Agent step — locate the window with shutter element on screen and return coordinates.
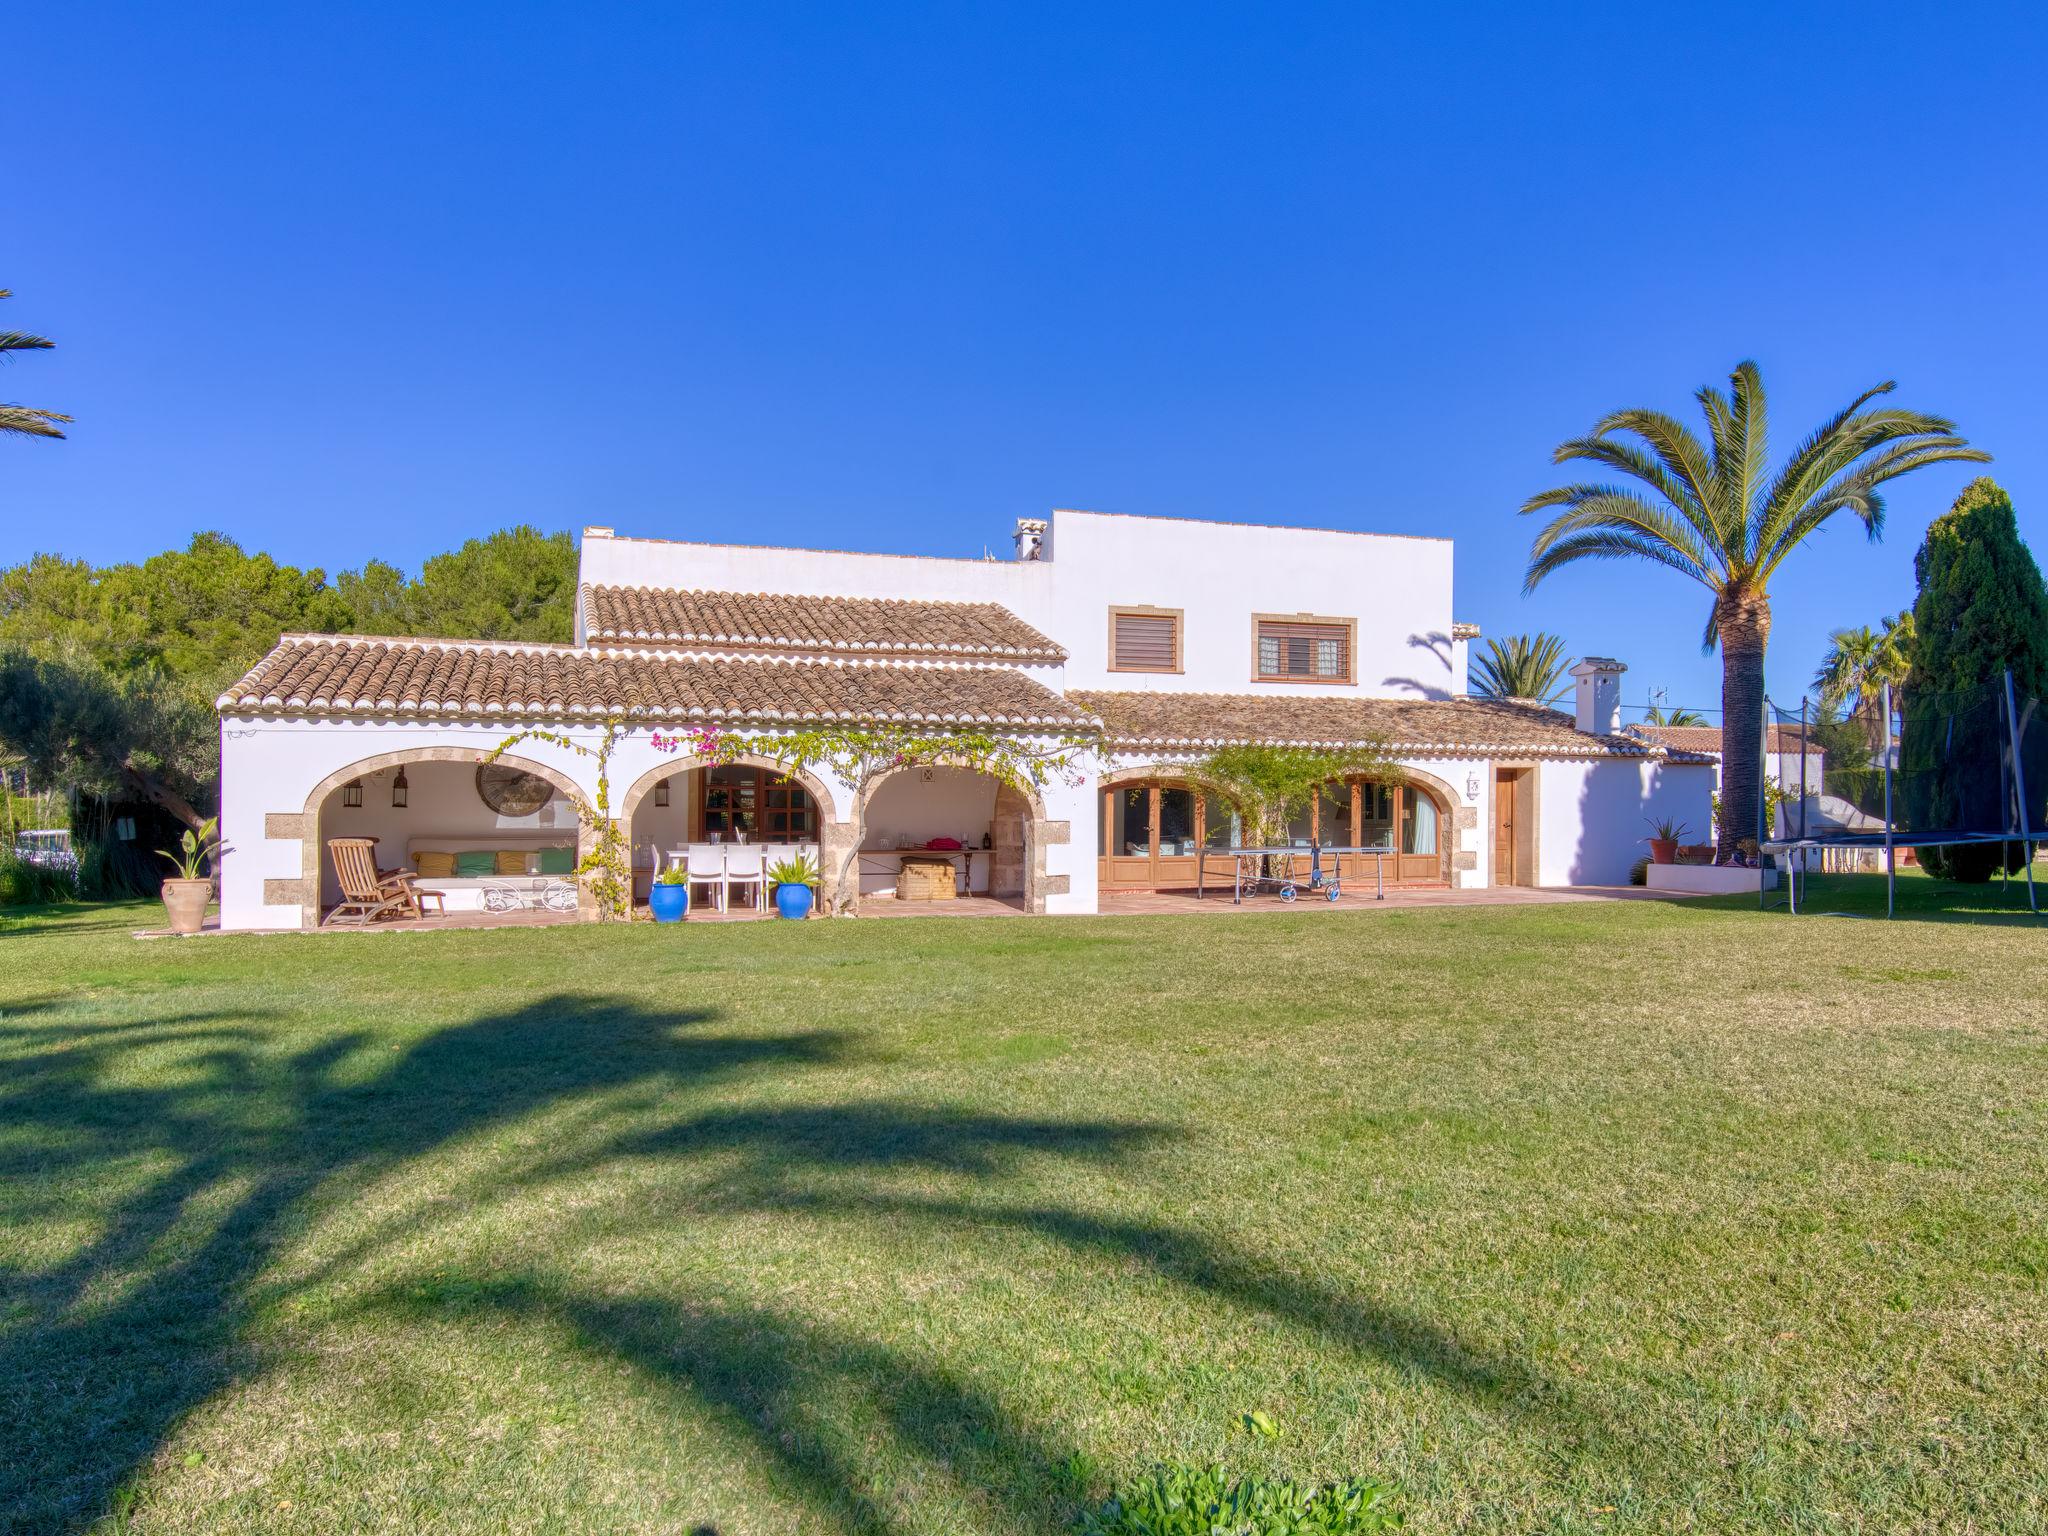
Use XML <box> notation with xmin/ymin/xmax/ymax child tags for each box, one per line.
<box><xmin>1252</xmin><ymin>617</ymin><xmax>1354</xmax><ymax>683</ymax></box>
<box><xmin>1109</xmin><ymin>608</ymin><xmax>1182</xmax><ymax>673</ymax></box>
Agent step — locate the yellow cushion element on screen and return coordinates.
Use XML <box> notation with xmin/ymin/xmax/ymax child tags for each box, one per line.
<box><xmin>414</xmin><ymin>851</ymin><xmax>456</xmax><ymax>878</ymax></box>
<box><xmin>496</xmin><ymin>849</ymin><xmax>529</xmax><ymax>876</ymax></box>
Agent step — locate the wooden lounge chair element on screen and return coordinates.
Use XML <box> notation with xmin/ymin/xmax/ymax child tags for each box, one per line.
<box><xmin>325</xmin><ymin>837</ymin><xmax>431</xmax><ymax>925</ymax></box>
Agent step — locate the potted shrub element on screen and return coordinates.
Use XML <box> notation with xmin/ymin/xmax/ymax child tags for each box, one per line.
<box><xmin>648</xmin><ymin>863</ymin><xmax>690</xmax><ymax>924</ymax></box>
<box><xmin>768</xmin><ymin>851</ymin><xmax>818</xmax><ymax>920</ymax></box>
<box><xmin>157</xmin><ymin>817</ymin><xmax>223</xmax><ymax>936</ymax></box>
<box><xmin>1642</xmin><ymin>815</ymin><xmax>1690</xmax><ymax>866</ymax></box>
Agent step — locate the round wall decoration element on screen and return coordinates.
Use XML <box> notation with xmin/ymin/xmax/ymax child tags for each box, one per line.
<box><xmin>475</xmin><ymin>763</ymin><xmax>555</xmax><ymax>817</ymax></box>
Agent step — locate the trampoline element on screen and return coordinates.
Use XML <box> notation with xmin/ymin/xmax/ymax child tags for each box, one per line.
<box><xmin>1761</xmin><ymin>671</ymin><xmax>2044</xmax><ymax>917</ymax></box>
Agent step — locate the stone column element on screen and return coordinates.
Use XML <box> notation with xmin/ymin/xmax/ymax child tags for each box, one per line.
<box><xmin>990</xmin><ymin>784</ymin><xmax>1029</xmax><ymax>897</ymax></box>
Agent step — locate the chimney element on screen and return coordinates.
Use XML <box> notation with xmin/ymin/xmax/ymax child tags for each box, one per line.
<box><xmin>1014</xmin><ymin>517</ymin><xmax>1049</xmax><ymax>562</ymax></box>
<box><xmin>1569</xmin><ymin>657</ymin><xmax>1626</xmax><ymax>736</ymax></box>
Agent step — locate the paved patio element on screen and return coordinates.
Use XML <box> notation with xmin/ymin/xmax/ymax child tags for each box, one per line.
<box><xmin>139</xmin><ymin>882</ymin><xmax>1681</xmax><ymax>938</ymax></box>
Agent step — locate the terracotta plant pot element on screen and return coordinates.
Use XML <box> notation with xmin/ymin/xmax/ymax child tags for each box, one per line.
<box><xmin>1648</xmin><ymin>838</ymin><xmax>1678</xmax><ymax>866</ymax></box>
<box><xmin>161</xmin><ymin>877</ymin><xmax>213</xmax><ymax>936</ymax></box>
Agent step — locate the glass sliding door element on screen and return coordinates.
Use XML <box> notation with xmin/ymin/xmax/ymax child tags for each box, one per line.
<box><xmin>1155</xmin><ymin>786</ymin><xmax>1197</xmax><ymax>885</ymax></box>
<box><xmin>1398</xmin><ymin>785</ymin><xmax>1444</xmax><ymax>882</ymax></box>
<box><xmin>1103</xmin><ymin>786</ymin><xmax>1153</xmax><ymax>888</ymax></box>
<box><xmin>1099</xmin><ymin>781</ymin><xmax>1212</xmax><ymax>891</ymax></box>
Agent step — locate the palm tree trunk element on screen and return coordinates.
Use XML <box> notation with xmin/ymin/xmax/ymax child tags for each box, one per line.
<box><xmin>1716</xmin><ymin>592</ymin><xmax>1772</xmax><ymax>859</ymax></box>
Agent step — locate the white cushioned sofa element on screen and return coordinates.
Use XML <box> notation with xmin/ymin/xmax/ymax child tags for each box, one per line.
<box><xmin>405</xmin><ymin>835</ymin><xmax>579</xmax><ymax>914</ymax></box>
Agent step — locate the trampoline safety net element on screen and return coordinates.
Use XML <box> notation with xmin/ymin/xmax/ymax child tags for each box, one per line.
<box><xmin>1762</xmin><ymin>674</ymin><xmax>2046</xmax><ymax>916</ymax></box>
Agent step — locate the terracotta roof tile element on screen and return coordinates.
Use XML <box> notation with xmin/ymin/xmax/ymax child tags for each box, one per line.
<box><xmin>1630</xmin><ymin>724</ymin><xmax>1819</xmax><ymax>757</ymax></box>
<box><xmin>1070</xmin><ymin>690</ymin><xmax>1714</xmax><ymax>761</ymax></box>
<box><xmin>220</xmin><ymin>636</ymin><xmax>1097</xmax><ymax>729</ymax></box>
<box><xmin>582</xmin><ymin>585</ymin><xmax>1065</xmax><ymax>661</ymax></box>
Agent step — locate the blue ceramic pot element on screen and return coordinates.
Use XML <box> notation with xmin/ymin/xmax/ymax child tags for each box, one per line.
<box><xmin>649</xmin><ymin>884</ymin><xmax>689</xmax><ymax>924</ymax></box>
<box><xmin>774</xmin><ymin>882</ymin><xmax>814</xmax><ymax>920</ymax></box>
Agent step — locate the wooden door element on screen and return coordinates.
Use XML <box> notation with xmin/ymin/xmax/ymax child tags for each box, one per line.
<box><xmin>1493</xmin><ymin>769</ymin><xmax>1518</xmax><ymax>886</ymax></box>
<box><xmin>1101</xmin><ymin>786</ymin><xmax>1154</xmax><ymax>888</ymax></box>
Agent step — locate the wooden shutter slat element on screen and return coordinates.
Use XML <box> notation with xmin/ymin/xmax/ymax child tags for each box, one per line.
<box><xmin>1255</xmin><ymin>619</ymin><xmax>1348</xmax><ymax>680</ymax></box>
<box><xmin>1113</xmin><ymin>612</ymin><xmax>1178</xmax><ymax>670</ymax></box>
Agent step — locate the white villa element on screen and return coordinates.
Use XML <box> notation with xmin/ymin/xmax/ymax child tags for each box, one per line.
<box><xmin>215</xmin><ymin>508</ymin><xmax>1714</xmax><ymax>929</ymax></box>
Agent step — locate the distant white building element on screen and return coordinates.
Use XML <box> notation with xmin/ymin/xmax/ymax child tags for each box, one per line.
<box><xmin>216</xmin><ymin>508</ymin><xmax>1714</xmax><ymax>929</ymax></box>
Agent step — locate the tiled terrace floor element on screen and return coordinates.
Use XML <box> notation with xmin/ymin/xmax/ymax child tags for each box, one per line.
<box><xmin>140</xmin><ymin>883</ymin><xmax>1675</xmax><ymax>938</ymax></box>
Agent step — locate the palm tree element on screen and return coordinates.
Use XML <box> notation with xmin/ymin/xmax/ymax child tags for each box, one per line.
<box><xmin>1471</xmin><ymin>632</ymin><xmax>1571</xmax><ymax>703</ymax></box>
<box><xmin>0</xmin><ymin>289</ymin><xmax>71</xmax><ymax>440</ymax></box>
<box><xmin>1521</xmin><ymin>362</ymin><xmax>1985</xmax><ymax>856</ymax></box>
<box><xmin>1643</xmin><ymin>702</ymin><xmax>1709</xmax><ymax>727</ymax></box>
<box><xmin>1814</xmin><ymin>609</ymin><xmax>1913</xmax><ymax>753</ymax></box>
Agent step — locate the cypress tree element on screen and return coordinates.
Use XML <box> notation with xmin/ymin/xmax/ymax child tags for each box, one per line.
<box><xmin>1904</xmin><ymin>478</ymin><xmax>2048</xmax><ymax>880</ymax></box>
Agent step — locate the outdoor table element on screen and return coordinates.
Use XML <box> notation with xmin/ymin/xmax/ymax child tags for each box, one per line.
<box><xmin>1196</xmin><ymin>844</ymin><xmax>1396</xmax><ymax>903</ymax></box>
<box><xmin>857</xmin><ymin>845</ymin><xmax>981</xmax><ymax>892</ymax></box>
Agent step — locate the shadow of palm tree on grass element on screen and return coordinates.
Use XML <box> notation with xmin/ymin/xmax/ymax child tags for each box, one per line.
<box><xmin>0</xmin><ymin>994</ymin><xmax>850</xmax><ymax>1532</ymax></box>
<box><xmin>4</xmin><ymin>985</ymin><xmax>1591</xmax><ymax>1535</ymax></box>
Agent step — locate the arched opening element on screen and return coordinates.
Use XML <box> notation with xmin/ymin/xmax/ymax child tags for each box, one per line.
<box><xmin>299</xmin><ymin>749</ymin><xmax>588</xmax><ymax>928</ymax></box>
<box><xmin>1098</xmin><ymin>771</ymin><xmax>1232</xmax><ymax>893</ymax></box>
<box><xmin>620</xmin><ymin>755</ymin><xmax>836</xmax><ymax>913</ymax></box>
<box><xmin>856</xmin><ymin>765</ymin><xmax>1041</xmax><ymax>910</ymax></box>
<box><xmin>1336</xmin><ymin>773</ymin><xmax>1452</xmax><ymax>886</ymax></box>
<box><xmin>1096</xmin><ymin>767</ymin><xmax>1452</xmax><ymax>893</ymax></box>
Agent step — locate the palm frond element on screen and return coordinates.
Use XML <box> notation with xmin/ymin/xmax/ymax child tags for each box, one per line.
<box><xmin>1524</xmin><ymin>489</ymin><xmax>1717</xmax><ymax>584</ymax></box>
<box><xmin>1758</xmin><ymin>439</ymin><xmax>1992</xmax><ymax>576</ymax></box>
<box><xmin>1524</xmin><ymin>528</ymin><xmax>1723</xmax><ymax>594</ymax></box>
<box><xmin>0</xmin><ymin>330</ymin><xmax>55</xmax><ymax>357</ymax></box>
<box><xmin>1755</xmin><ymin>382</ymin><xmax>1895</xmax><ymax>519</ymax></box>
<box><xmin>0</xmin><ymin>405</ymin><xmax>71</xmax><ymax>439</ymax></box>
<box><xmin>1471</xmin><ymin>632</ymin><xmax>1573</xmax><ymax>702</ymax></box>
<box><xmin>1727</xmin><ymin>361</ymin><xmax>1770</xmax><ymax>552</ymax></box>
<box><xmin>1540</xmin><ymin>436</ymin><xmax>1728</xmax><ymax>557</ymax></box>
<box><xmin>1752</xmin><ymin>412</ymin><xmax>1971</xmax><ymax>553</ymax></box>
<box><xmin>1586</xmin><ymin>407</ymin><xmax>1720</xmax><ymax>520</ymax></box>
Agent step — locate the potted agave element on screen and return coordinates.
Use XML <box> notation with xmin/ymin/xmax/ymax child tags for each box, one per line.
<box><xmin>649</xmin><ymin>863</ymin><xmax>690</xmax><ymax>924</ymax></box>
<box><xmin>158</xmin><ymin>817</ymin><xmax>224</xmax><ymax>936</ymax></box>
<box><xmin>768</xmin><ymin>850</ymin><xmax>819</xmax><ymax>920</ymax></box>
<box><xmin>1642</xmin><ymin>815</ymin><xmax>1690</xmax><ymax>866</ymax></box>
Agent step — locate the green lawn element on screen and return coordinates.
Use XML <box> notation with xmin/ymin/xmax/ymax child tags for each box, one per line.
<box><xmin>3</xmin><ymin>885</ymin><xmax>2046</xmax><ymax>1534</ymax></box>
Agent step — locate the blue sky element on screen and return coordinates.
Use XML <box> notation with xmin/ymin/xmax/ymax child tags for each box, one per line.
<box><xmin>11</xmin><ymin>3</ymin><xmax>2045</xmax><ymax>718</ymax></box>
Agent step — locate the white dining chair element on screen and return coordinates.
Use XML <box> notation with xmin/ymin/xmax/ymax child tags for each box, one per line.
<box><xmin>723</xmin><ymin>844</ymin><xmax>767</xmax><ymax>913</ymax></box>
<box><xmin>684</xmin><ymin>843</ymin><xmax>729</xmax><ymax>913</ymax></box>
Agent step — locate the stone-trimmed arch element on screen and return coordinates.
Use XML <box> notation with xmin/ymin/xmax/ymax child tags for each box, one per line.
<box><xmin>855</xmin><ymin>764</ymin><xmax>1061</xmax><ymax>914</ymax></box>
<box><xmin>297</xmin><ymin>747</ymin><xmax>592</xmax><ymax>929</ymax></box>
<box><xmin>1099</xmin><ymin>762</ymin><xmax>1205</xmax><ymax>791</ymax></box>
<box><xmin>619</xmin><ymin>753</ymin><xmax>851</xmax><ymax>909</ymax></box>
<box><xmin>617</xmin><ymin>753</ymin><xmax>842</xmax><ymax>825</ymax></box>
<box><xmin>1383</xmin><ymin>763</ymin><xmax>1463</xmax><ymax>887</ymax></box>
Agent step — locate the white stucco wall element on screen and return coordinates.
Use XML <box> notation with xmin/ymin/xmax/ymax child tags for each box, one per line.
<box><xmin>1536</xmin><ymin>759</ymin><xmax>1716</xmax><ymax>887</ymax></box>
<box><xmin>579</xmin><ymin>508</ymin><xmax>1461</xmax><ymax>700</ymax></box>
<box><xmin>218</xmin><ymin>716</ymin><xmax>1099</xmax><ymax>929</ymax></box>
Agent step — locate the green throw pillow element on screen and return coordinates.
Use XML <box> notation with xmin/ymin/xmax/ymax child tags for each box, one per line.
<box><xmin>454</xmin><ymin>849</ymin><xmax>497</xmax><ymax>878</ymax></box>
<box><xmin>535</xmin><ymin>846</ymin><xmax>575</xmax><ymax>876</ymax></box>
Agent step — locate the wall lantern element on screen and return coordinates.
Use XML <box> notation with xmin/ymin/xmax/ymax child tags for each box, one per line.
<box><xmin>391</xmin><ymin>769</ymin><xmax>409</xmax><ymax>809</ymax></box>
<box><xmin>654</xmin><ymin>777</ymin><xmax>670</xmax><ymax>808</ymax></box>
<box><xmin>1465</xmin><ymin>772</ymin><xmax>1480</xmax><ymax>801</ymax></box>
<box><xmin>341</xmin><ymin>778</ymin><xmax>364</xmax><ymax>809</ymax></box>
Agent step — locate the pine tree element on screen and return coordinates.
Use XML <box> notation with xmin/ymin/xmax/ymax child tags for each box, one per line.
<box><xmin>1904</xmin><ymin>478</ymin><xmax>2048</xmax><ymax>880</ymax></box>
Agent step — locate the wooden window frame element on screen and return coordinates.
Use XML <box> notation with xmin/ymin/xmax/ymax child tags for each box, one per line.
<box><xmin>1250</xmin><ymin>612</ymin><xmax>1357</xmax><ymax>686</ymax></box>
<box><xmin>1107</xmin><ymin>605</ymin><xmax>1184</xmax><ymax>675</ymax></box>
<box><xmin>695</xmin><ymin>765</ymin><xmax>818</xmax><ymax>841</ymax></box>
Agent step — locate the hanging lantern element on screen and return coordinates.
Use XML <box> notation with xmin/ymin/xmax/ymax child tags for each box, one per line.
<box><xmin>391</xmin><ymin>769</ymin><xmax>409</xmax><ymax>809</ymax></box>
<box><xmin>342</xmin><ymin>778</ymin><xmax>363</xmax><ymax>809</ymax></box>
<box><xmin>654</xmin><ymin>777</ymin><xmax>670</xmax><ymax>807</ymax></box>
